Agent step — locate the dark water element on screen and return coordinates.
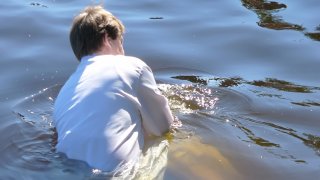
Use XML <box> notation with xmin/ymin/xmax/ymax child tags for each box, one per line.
<box><xmin>1</xmin><ymin>0</ymin><xmax>319</xmax><ymax>179</ymax></box>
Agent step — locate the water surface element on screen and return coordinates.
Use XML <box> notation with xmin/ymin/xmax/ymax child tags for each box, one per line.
<box><xmin>0</xmin><ymin>0</ymin><xmax>319</xmax><ymax>179</ymax></box>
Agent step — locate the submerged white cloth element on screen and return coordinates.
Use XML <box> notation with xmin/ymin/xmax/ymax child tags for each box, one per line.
<box><xmin>53</xmin><ymin>55</ymin><xmax>173</xmax><ymax>171</ymax></box>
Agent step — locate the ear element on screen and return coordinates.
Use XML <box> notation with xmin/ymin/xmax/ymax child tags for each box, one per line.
<box><xmin>102</xmin><ymin>34</ymin><xmax>108</xmax><ymax>44</ymax></box>
<box><xmin>102</xmin><ymin>34</ymin><xmax>112</xmax><ymax>47</ymax></box>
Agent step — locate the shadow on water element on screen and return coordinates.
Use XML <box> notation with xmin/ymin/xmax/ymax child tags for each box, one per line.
<box><xmin>240</xmin><ymin>0</ymin><xmax>320</xmax><ymax>41</ymax></box>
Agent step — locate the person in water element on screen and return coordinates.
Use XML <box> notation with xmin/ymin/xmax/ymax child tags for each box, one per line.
<box><xmin>53</xmin><ymin>5</ymin><xmax>175</xmax><ymax>172</ymax></box>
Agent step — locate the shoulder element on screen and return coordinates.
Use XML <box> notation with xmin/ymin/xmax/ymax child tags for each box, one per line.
<box><xmin>117</xmin><ymin>55</ymin><xmax>153</xmax><ymax>75</ymax></box>
<box><xmin>121</xmin><ymin>55</ymin><xmax>148</xmax><ymax>68</ymax></box>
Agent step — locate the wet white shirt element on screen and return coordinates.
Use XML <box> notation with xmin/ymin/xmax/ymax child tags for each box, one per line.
<box><xmin>53</xmin><ymin>55</ymin><xmax>173</xmax><ymax>171</ymax></box>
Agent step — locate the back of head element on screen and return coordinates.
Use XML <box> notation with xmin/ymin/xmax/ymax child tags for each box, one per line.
<box><xmin>70</xmin><ymin>5</ymin><xmax>125</xmax><ymax>61</ymax></box>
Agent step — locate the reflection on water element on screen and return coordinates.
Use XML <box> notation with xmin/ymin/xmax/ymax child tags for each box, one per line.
<box><xmin>177</xmin><ymin>76</ymin><xmax>320</xmax><ymax>94</ymax></box>
<box><xmin>171</xmin><ymin>75</ymin><xmax>208</xmax><ymax>85</ymax></box>
<box><xmin>242</xmin><ymin>0</ymin><xmax>286</xmax><ymax>10</ymax></box>
<box><xmin>1</xmin><ymin>0</ymin><xmax>319</xmax><ymax>179</ymax></box>
<box><xmin>291</xmin><ymin>101</ymin><xmax>320</xmax><ymax>107</ymax></box>
<box><xmin>210</xmin><ymin>76</ymin><xmax>320</xmax><ymax>106</ymax></box>
<box><xmin>162</xmin><ymin>75</ymin><xmax>320</xmax><ymax>158</ymax></box>
<box><xmin>303</xmin><ymin>134</ymin><xmax>320</xmax><ymax>155</ymax></box>
<box><xmin>233</xmin><ymin>117</ymin><xmax>281</xmax><ymax>148</ymax></box>
<box><xmin>159</xmin><ymin>75</ymin><xmax>320</xmax><ymax>179</ymax></box>
<box><xmin>305</xmin><ymin>32</ymin><xmax>320</xmax><ymax>41</ymax></box>
<box><xmin>241</xmin><ymin>0</ymin><xmax>320</xmax><ymax>41</ymax></box>
<box><xmin>10</xmin><ymin>74</ymin><xmax>320</xmax><ymax>179</ymax></box>
<box><xmin>213</xmin><ymin>77</ymin><xmax>243</xmax><ymax>88</ymax></box>
<box><xmin>30</xmin><ymin>2</ymin><xmax>48</xmax><ymax>8</ymax></box>
<box><xmin>238</xmin><ymin>115</ymin><xmax>320</xmax><ymax>157</ymax></box>
<box><xmin>249</xmin><ymin>78</ymin><xmax>314</xmax><ymax>93</ymax></box>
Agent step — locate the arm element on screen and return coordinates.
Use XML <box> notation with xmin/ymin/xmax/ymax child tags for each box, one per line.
<box><xmin>137</xmin><ymin>66</ymin><xmax>174</xmax><ymax>136</ymax></box>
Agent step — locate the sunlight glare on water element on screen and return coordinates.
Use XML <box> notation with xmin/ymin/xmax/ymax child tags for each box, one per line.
<box><xmin>0</xmin><ymin>0</ymin><xmax>319</xmax><ymax>179</ymax></box>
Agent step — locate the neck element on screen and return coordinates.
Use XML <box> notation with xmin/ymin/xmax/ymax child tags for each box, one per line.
<box><xmin>95</xmin><ymin>36</ymin><xmax>124</xmax><ymax>56</ymax></box>
<box><xmin>95</xmin><ymin>48</ymin><xmax>120</xmax><ymax>56</ymax></box>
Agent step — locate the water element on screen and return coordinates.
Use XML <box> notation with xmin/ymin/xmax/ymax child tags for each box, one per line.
<box><xmin>1</xmin><ymin>0</ymin><xmax>319</xmax><ymax>179</ymax></box>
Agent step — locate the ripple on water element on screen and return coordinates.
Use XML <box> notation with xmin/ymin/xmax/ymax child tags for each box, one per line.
<box><xmin>159</xmin><ymin>73</ymin><xmax>320</xmax><ymax>179</ymax></box>
<box><xmin>10</xmin><ymin>85</ymin><xmax>92</xmax><ymax>179</ymax></box>
<box><xmin>9</xmin><ymin>73</ymin><xmax>320</xmax><ymax>179</ymax></box>
<box><xmin>10</xmin><ymin>84</ymin><xmax>186</xmax><ymax>179</ymax></box>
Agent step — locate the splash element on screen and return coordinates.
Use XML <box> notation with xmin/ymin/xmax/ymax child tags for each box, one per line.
<box><xmin>159</xmin><ymin>84</ymin><xmax>219</xmax><ymax>113</ymax></box>
<box><xmin>10</xmin><ymin>75</ymin><xmax>320</xmax><ymax>179</ymax></box>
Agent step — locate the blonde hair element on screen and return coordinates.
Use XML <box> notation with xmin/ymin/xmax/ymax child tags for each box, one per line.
<box><xmin>69</xmin><ymin>5</ymin><xmax>125</xmax><ymax>60</ymax></box>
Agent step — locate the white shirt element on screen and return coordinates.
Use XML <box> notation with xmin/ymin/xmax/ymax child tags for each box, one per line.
<box><xmin>53</xmin><ymin>55</ymin><xmax>173</xmax><ymax>171</ymax></box>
